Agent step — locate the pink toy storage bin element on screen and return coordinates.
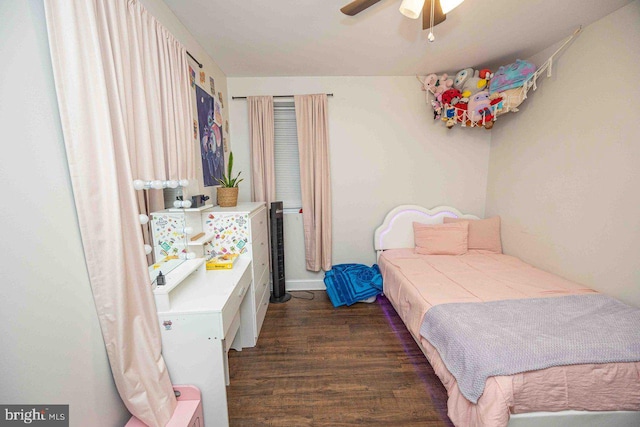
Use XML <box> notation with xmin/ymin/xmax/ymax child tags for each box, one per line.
<box><xmin>125</xmin><ymin>385</ymin><xmax>203</xmax><ymax>427</ymax></box>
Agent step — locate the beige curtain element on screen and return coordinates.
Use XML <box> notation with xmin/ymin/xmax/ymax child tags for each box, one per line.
<box><xmin>44</xmin><ymin>0</ymin><xmax>195</xmax><ymax>425</ymax></box>
<box><xmin>248</xmin><ymin>96</ymin><xmax>276</xmax><ymax>204</ymax></box>
<box><xmin>294</xmin><ymin>94</ymin><xmax>332</xmax><ymax>272</ymax></box>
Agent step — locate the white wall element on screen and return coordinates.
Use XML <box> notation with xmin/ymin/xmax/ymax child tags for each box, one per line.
<box><xmin>0</xmin><ymin>1</ymin><xmax>128</xmax><ymax>425</ymax></box>
<box><xmin>485</xmin><ymin>0</ymin><xmax>640</xmax><ymax>307</ymax></box>
<box><xmin>229</xmin><ymin>76</ymin><xmax>492</xmax><ymax>287</ymax></box>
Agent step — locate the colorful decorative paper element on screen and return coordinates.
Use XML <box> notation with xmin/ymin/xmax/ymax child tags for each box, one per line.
<box><xmin>150</xmin><ymin>213</ymin><xmax>187</xmax><ymax>261</ymax></box>
<box><xmin>218</xmin><ymin>92</ymin><xmax>224</xmax><ymax>108</ymax></box>
<box><xmin>193</xmin><ymin>120</ymin><xmax>198</xmax><ymax>139</ymax></box>
<box><xmin>189</xmin><ymin>66</ymin><xmax>195</xmax><ymax>88</ymax></box>
<box><xmin>199</xmin><ymin>71</ymin><xmax>205</xmax><ymax>84</ymax></box>
<box><xmin>204</xmin><ymin>213</ymin><xmax>249</xmax><ymax>257</ymax></box>
<box><xmin>209</xmin><ymin>76</ymin><xmax>216</xmax><ymax>95</ymax></box>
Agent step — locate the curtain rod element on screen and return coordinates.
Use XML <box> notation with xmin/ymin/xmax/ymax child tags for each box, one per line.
<box><xmin>187</xmin><ymin>51</ymin><xmax>203</xmax><ymax>68</ymax></box>
<box><xmin>232</xmin><ymin>94</ymin><xmax>334</xmax><ymax>100</ymax></box>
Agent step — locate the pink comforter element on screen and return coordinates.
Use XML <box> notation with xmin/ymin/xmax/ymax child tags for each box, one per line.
<box><xmin>379</xmin><ymin>249</ymin><xmax>640</xmax><ymax>427</ymax></box>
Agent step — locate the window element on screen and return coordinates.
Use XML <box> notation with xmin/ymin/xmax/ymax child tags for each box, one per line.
<box><xmin>274</xmin><ymin>101</ymin><xmax>302</xmax><ymax>209</ymax></box>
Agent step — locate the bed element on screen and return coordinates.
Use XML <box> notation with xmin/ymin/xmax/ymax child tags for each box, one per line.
<box><xmin>374</xmin><ymin>205</ymin><xmax>640</xmax><ymax>427</ymax></box>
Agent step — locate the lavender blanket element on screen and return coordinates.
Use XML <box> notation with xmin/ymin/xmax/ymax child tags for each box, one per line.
<box><xmin>419</xmin><ymin>294</ymin><xmax>640</xmax><ymax>404</ymax></box>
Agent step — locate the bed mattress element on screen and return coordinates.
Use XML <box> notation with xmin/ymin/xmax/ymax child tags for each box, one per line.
<box><xmin>379</xmin><ymin>248</ymin><xmax>640</xmax><ymax>427</ymax></box>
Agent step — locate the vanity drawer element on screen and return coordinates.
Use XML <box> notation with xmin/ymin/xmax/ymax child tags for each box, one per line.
<box><xmin>224</xmin><ymin>310</ymin><xmax>241</xmax><ymax>354</ymax></box>
<box><xmin>251</xmin><ymin>228</ymin><xmax>269</xmax><ymax>260</ymax></box>
<box><xmin>254</xmin><ymin>266</ymin><xmax>270</xmax><ymax>308</ymax></box>
<box><xmin>219</xmin><ymin>264</ymin><xmax>251</xmax><ymax>339</ymax></box>
<box><xmin>253</xmin><ymin>235</ymin><xmax>269</xmax><ymax>276</ymax></box>
<box><xmin>250</xmin><ymin>207</ymin><xmax>267</xmax><ymax>241</ymax></box>
<box><xmin>256</xmin><ymin>283</ymin><xmax>270</xmax><ymax>338</ymax></box>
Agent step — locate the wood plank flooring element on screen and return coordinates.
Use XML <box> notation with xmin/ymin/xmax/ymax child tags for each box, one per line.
<box><xmin>227</xmin><ymin>291</ymin><xmax>453</xmax><ymax>426</ymax></box>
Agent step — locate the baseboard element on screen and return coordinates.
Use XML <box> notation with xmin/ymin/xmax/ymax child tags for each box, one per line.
<box><xmin>285</xmin><ymin>279</ymin><xmax>326</xmax><ymax>291</ymax></box>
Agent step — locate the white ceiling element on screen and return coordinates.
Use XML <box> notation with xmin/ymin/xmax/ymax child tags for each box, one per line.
<box><xmin>162</xmin><ymin>0</ymin><xmax>632</xmax><ymax>77</ymax></box>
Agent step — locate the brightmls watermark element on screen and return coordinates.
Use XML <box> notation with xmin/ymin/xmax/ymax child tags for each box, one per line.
<box><xmin>1</xmin><ymin>405</ymin><xmax>68</xmax><ymax>426</ymax></box>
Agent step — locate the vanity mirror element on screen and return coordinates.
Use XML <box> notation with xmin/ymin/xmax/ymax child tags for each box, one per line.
<box><xmin>133</xmin><ymin>179</ymin><xmax>194</xmax><ymax>285</ymax></box>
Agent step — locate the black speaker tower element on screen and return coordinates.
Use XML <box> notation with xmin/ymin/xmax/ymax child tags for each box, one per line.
<box><xmin>269</xmin><ymin>201</ymin><xmax>290</xmax><ymax>303</ymax></box>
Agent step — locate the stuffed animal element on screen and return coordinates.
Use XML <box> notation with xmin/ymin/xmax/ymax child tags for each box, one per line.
<box><xmin>453</xmin><ymin>68</ymin><xmax>473</xmax><ymax>90</ymax></box>
<box><xmin>440</xmin><ymin>88</ymin><xmax>462</xmax><ymax>106</ymax></box>
<box><xmin>467</xmin><ymin>91</ymin><xmax>492</xmax><ymax>122</ymax></box>
<box><xmin>453</xmin><ymin>101</ymin><xmax>468</xmax><ymax>122</ymax></box>
<box><xmin>489</xmin><ymin>59</ymin><xmax>537</xmax><ymax>94</ymax></box>
<box><xmin>420</xmin><ymin>74</ymin><xmax>439</xmax><ymax>94</ymax></box>
<box><xmin>446</xmin><ymin>118</ymin><xmax>456</xmax><ymax>129</ymax></box>
<box><xmin>495</xmin><ymin>87</ymin><xmax>525</xmax><ymax>115</ymax></box>
<box><xmin>436</xmin><ymin>73</ymin><xmax>453</xmax><ymax>94</ymax></box>
<box><xmin>421</xmin><ymin>73</ymin><xmax>454</xmax><ymax>99</ymax></box>
<box><xmin>479</xmin><ymin>68</ymin><xmax>493</xmax><ymax>80</ymax></box>
<box><xmin>461</xmin><ymin>69</ymin><xmax>489</xmax><ymax>98</ymax></box>
<box><xmin>454</xmin><ymin>68</ymin><xmax>489</xmax><ymax>98</ymax></box>
<box><xmin>489</xmin><ymin>92</ymin><xmax>504</xmax><ymax>112</ymax></box>
<box><xmin>431</xmin><ymin>99</ymin><xmax>443</xmax><ymax>120</ymax></box>
<box><xmin>418</xmin><ymin>74</ymin><xmax>441</xmax><ymax>113</ymax></box>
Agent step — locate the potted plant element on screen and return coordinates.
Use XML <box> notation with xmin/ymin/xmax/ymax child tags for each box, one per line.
<box><xmin>216</xmin><ymin>151</ymin><xmax>243</xmax><ymax>207</ymax></box>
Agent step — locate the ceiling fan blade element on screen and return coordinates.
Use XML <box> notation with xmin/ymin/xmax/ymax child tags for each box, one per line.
<box><xmin>422</xmin><ymin>0</ymin><xmax>446</xmax><ymax>30</ymax></box>
<box><xmin>340</xmin><ymin>0</ymin><xmax>383</xmax><ymax>16</ymax></box>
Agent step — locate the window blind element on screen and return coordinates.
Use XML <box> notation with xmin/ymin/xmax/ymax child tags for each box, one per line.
<box><xmin>274</xmin><ymin>102</ymin><xmax>302</xmax><ymax>209</ymax></box>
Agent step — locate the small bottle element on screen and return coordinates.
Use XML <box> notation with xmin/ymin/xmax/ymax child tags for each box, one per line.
<box><xmin>157</xmin><ymin>271</ymin><xmax>166</xmax><ymax>286</ymax></box>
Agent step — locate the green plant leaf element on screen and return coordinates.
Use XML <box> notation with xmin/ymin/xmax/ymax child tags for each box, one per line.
<box><xmin>217</xmin><ymin>151</ymin><xmax>242</xmax><ymax>188</ymax></box>
<box><xmin>227</xmin><ymin>152</ymin><xmax>234</xmax><ymax>181</ymax></box>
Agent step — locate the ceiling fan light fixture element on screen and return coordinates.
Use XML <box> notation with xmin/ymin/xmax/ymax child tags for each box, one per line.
<box><xmin>399</xmin><ymin>0</ymin><xmax>426</xmax><ymax>19</ymax></box>
<box><xmin>440</xmin><ymin>0</ymin><xmax>464</xmax><ymax>14</ymax></box>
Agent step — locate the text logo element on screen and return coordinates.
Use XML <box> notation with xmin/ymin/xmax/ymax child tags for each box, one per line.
<box><xmin>1</xmin><ymin>405</ymin><xmax>68</xmax><ymax>426</ymax></box>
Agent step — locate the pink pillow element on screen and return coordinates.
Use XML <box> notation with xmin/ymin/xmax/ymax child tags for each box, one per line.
<box><xmin>443</xmin><ymin>216</ymin><xmax>502</xmax><ymax>254</ymax></box>
<box><xmin>413</xmin><ymin>222</ymin><xmax>469</xmax><ymax>255</ymax></box>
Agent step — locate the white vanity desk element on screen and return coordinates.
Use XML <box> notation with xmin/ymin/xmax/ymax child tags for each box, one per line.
<box><xmin>154</xmin><ymin>256</ymin><xmax>252</xmax><ymax>427</ymax></box>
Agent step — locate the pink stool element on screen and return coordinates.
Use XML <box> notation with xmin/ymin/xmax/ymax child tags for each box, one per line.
<box><xmin>125</xmin><ymin>385</ymin><xmax>203</xmax><ymax>427</ymax></box>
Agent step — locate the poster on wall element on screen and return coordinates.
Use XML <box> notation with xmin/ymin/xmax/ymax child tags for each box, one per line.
<box><xmin>196</xmin><ymin>85</ymin><xmax>224</xmax><ymax>187</ymax></box>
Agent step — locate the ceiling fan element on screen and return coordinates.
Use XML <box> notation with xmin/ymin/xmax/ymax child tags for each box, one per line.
<box><xmin>340</xmin><ymin>0</ymin><xmax>464</xmax><ymax>32</ymax></box>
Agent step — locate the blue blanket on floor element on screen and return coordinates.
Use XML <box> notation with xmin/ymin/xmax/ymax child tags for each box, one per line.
<box><xmin>324</xmin><ymin>264</ymin><xmax>383</xmax><ymax>307</ymax></box>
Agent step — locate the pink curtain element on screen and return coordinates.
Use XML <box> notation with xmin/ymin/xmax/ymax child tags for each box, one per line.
<box><xmin>248</xmin><ymin>96</ymin><xmax>276</xmax><ymax>205</ymax></box>
<box><xmin>294</xmin><ymin>94</ymin><xmax>333</xmax><ymax>272</ymax></box>
<box><xmin>44</xmin><ymin>0</ymin><xmax>195</xmax><ymax>425</ymax></box>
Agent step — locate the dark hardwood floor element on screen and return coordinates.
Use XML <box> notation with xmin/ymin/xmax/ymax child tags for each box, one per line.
<box><xmin>227</xmin><ymin>291</ymin><xmax>453</xmax><ymax>426</ymax></box>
